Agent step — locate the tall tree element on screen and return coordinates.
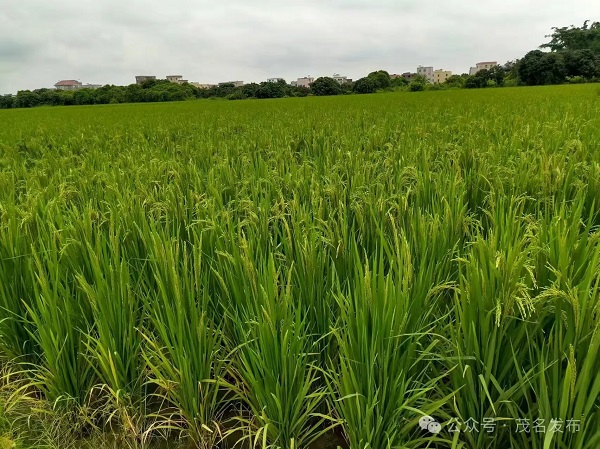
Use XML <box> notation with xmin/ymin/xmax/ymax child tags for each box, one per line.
<box><xmin>541</xmin><ymin>20</ymin><xmax>600</xmax><ymax>52</ymax></box>
<box><xmin>563</xmin><ymin>49</ymin><xmax>600</xmax><ymax>79</ymax></box>
<box><xmin>353</xmin><ymin>77</ymin><xmax>376</xmax><ymax>94</ymax></box>
<box><xmin>518</xmin><ymin>50</ymin><xmax>567</xmax><ymax>85</ymax></box>
<box><xmin>367</xmin><ymin>71</ymin><xmax>392</xmax><ymax>89</ymax></box>
<box><xmin>310</xmin><ymin>77</ymin><xmax>342</xmax><ymax>96</ymax></box>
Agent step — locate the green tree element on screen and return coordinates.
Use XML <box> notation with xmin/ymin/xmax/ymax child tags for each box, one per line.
<box><xmin>541</xmin><ymin>20</ymin><xmax>600</xmax><ymax>52</ymax></box>
<box><xmin>485</xmin><ymin>65</ymin><xmax>506</xmax><ymax>86</ymax></box>
<box><xmin>408</xmin><ymin>76</ymin><xmax>427</xmax><ymax>92</ymax></box>
<box><xmin>242</xmin><ymin>83</ymin><xmax>260</xmax><ymax>98</ymax></box>
<box><xmin>444</xmin><ymin>74</ymin><xmax>467</xmax><ymax>88</ymax></box>
<box><xmin>0</xmin><ymin>95</ymin><xmax>13</xmax><ymax>109</ymax></box>
<box><xmin>340</xmin><ymin>81</ymin><xmax>354</xmax><ymax>94</ymax></box>
<box><xmin>33</xmin><ymin>88</ymin><xmax>62</xmax><ymax>106</ymax></box>
<box><xmin>367</xmin><ymin>70</ymin><xmax>391</xmax><ymax>89</ymax></box>
<box><xmin>353</xmin><ymin>77</ymin><xmax>376</xmax><ymax>94</ymax></box>
<box><xmin>140</xmin><ymin>78</ymin><xmax>160</xmax><ymax>89</ymax></box>
<box><xmin>227</xmin><ymin>89</ymin><xmax>246</xmax><ymax>100</ymax></box>
<box><xmin>563</xmin><ymin>49</ymin><xmax>600</xmax><ymax>79</ymax></box>
<box><xmin>503</xmin><ymin>60</ymin><xmax>520</xmax><ymax>85</ymax></box>
<box><xmin>465</xmin><ymin>75</ymin><xmax>485</xmax><ymax>89</ymax></box>
<box><xmin>13</xmin><ymin>90</ymin><xmax>41</xmax><ymax>108</ymax></box>
<box><xmin>124</xmin><ymin>84</ymin><xmax>144</xmax><ymax>103</ymax></box>
<box><xmin>310</xmin><ymin>77</ymin><xmax>342</xmax><ymax>96</ymax></box>
<box><xmin>390</xmin><ymin>76</ymin><xmax>408</xmax><ymax>87</ymax></box>
<box><xmin>215</xmin><ymin>83</ymin><xmax>236</xmax><ymax>97</ymax></box>
<box><xmin>290</xmin><ymin>86</ymin><xmax>310</xmax><ymax>97</ymax></box>
<box><xmin>256</xmin><ymin>81</ymin><xmax>287</xmax><ymax>99</ymax></box>
<box><xmin>518</xmin><ymin>50</ymin><xmax>567</xmax><ymax>85</ymax></box>
<box><xmin>73</xmin><ymin>89</ymin><xmax>95</xmax><ymax>105</ymax></box>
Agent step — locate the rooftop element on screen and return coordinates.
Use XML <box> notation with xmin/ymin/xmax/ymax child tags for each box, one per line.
<box><xmin>54</xmin><ymin>80</ymin><xmax>81</xmax><ymax>86</ymax></box>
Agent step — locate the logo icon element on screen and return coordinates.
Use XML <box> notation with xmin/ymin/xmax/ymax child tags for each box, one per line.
<box><xmin>419</xmin><ymin>415</ymin><xmax>442</xmax><ymax>434</ymax></box>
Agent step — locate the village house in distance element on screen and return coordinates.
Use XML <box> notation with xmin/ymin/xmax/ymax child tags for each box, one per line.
<box><xmin>433</xmin><ymin>69</ymin><xmax>452</xmax><ymax>84</ymax></box>
<box><xmin>332</xmin><ymin>74</ymin><xmax>352</xmax><ymax>84</ymax></box>
<box><xmin>54</xmin><ymin>80</ymin><xmax>102</xmax><ymax>90</ymax></box>
<box><xmin>136</xmin><ymin>74</ymin><xmax>213</xmax><ymax>87</ymax></box>
<box><xmin>469</xmin><ymin>61</ymin><xmax>499</xmax><ymax>75</ymax></box>
<box><xmin>131</xmin><ymin>68</ymin><xmax>479</xmax><ymax>92</ymax></box>
<box><xmin>416</xmin><ymin>66</ymin><xmax>453</xmax><ymax>84</ymax></box>
<box><xmin>56</xmin><ymin>60</ymin><xmax>500</xmax><ymax>96</ymax></box>
<box><xmin>135</xmin><ymin>75</ymin><xmax>156</xmax><ymax>84</ymax></box>
<box><xmin>291</xmin><ymin>76</ymin><xmax>314</xmax><ymax>88</ymax></box>
<box><xmin>413</xmin><ymin>61</ymin><xmax>498</xmax><ymax>83</ymax></box>
<box><xmin>166</xmin><ymin>75</ymin><xmax>188</xmax><ymax>84</ymax></box>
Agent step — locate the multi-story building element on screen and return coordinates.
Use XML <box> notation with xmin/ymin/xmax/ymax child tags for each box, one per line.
<box><xmin>417</xmin><ymin>66</ymin><xmax>434</xmax><ymax>84</ymax></box>
<box><xmin>401</xmin><ymin>72</ymin><xmax>417</xmax><ymax>81</ymax></box>
<box><xmin>54</xmin><ymin>80</ymin><xmax>83</xmax><ymax>90</ymax></box>
<box><xmin>469</xmin><ymin>62</ymin><xmax>498</xmax><ymax>75</ymax></box>
<box><xmin>135</xmin><ymin>75</ymin><xmax>156</xmax><ymax>85</ymax></box>
<box><xmin>433</xmin><ymin>69</ymin><xmax>452</xmax><ymax>84</ymax></box>
<box><xmin>218</xmin><ymin>81</ymin><xmax>244</xmax><ymax>87</ymax></box>
<box><xmin>166</xmin><ymin>75</ymin><xmax>183</xmax><ymax>83</ymax></box>
<box><xmin>332</xmin><ymin>74</ymin><xmax>352</xmax><ymax>84</ymax></box>
<box><xmin>267</xmin><ymin>78</ymin><xmax>285</xmax><ymax>83</ymax></box>
<box><xmin>292</xmin><ymin>77</ymin><xmax>314</xmax><ymax>88</ymax></box>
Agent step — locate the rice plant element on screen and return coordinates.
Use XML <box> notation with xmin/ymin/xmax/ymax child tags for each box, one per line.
<box><xmin>0</xmin><ymin>84</ymin><xmax>599</xmax><ymax>448</ymax></box>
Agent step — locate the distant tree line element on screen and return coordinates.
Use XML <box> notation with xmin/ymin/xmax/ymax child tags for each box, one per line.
<box><xmin>1</xmin><ymin>20</ymin><xmax>598</xmax><ymax>109</ymax></box>
<box><xmin>448</xmin><ymin>20</ymin><xmax>600</xmax><ymax>89</ymax></box>
<box><xmin>357</xmin><ymin>21</ymin><xmax>600</xmax><ymax>92</ymax></box>
<box><xmin>0</xmin><ymin>80</ymin><xmax>205</xmax><ymax>109</ymax></box>
<box><xmin>516</xmin><ymin>21</ymin><xmax>600</xmax><ymax>85</ymax></box>
<box><xmin>0</xmin><ymin>78</ymin><xmax>323</xmax><ymax>109</ymax></box>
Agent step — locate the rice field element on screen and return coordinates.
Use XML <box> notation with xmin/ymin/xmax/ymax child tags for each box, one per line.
<box><xmin>0</xmin><ymin>85</ymin><xmax>599</xmax><ymax>449</ymax></box>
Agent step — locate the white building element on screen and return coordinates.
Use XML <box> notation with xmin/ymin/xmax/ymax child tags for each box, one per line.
<box><xmin>267</xmin><ymin>78</ymin><xmax>285</xmax><ymax>83</ymax></box>
<box><xmin>417</xmin><ymin>66</ymin><xmax>434</xmax><ymax>84</ymax></box>
<box><xmin>292</xmin><ymin>76</ymin><xmax>314</xmax><ymax>88</ymax></box>
<box><xmin>469</xmin><ymin>62</ymin><xmax>498</xmax><ymax>75</ymax></box>
<box><xmin>332</xmin><ymin>74</ymin><xmax>352</xmax><ymax>84</ymax></box>
<box><xmin>166</xmin><ymin>75</ymin><xmax>183</xmax><ymax>83</ymax></box>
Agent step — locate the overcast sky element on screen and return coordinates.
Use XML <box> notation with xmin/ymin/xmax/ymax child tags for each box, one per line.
<box><xmin>1</xmin><ymin>1</ymin><xmax>598</xmax><ymax>93</ymax></box>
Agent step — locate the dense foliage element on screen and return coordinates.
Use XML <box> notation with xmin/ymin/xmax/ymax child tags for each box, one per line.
<box><xmin>0</xmin><ymin>85</ymin><xmax>599</xmax><ymax>449</ymax></box>
<box><xmin>0</xmin><ymin>78</ymin><xmax>314</xmax><ymax>110</ymax></box>
<box><xmin>510</xmin><ymin>21</ymin><xmax>600</xmax><ymax>86</ymax></box>
<box><xmin>541</xmin><ymin>20</ymin><xmax>600</xmax><ymax>52</ymax></box>
<box><xmin>352</xmin><ymin>77</ymin><xmax>377</xmax><ymax>94</ymax></box>
<box><xmin>440</xmin><ymin>21</ymin><xmax>600</xmax><ymax>89</ymax></box>
<box><xmin>310</xmin><ymin>77</ymin><xmax>345</xmax><ymax>96</ymax></box>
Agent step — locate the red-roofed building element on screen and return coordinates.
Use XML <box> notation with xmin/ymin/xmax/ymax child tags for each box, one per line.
<box><xmin>54</xmin><ymin>80</ymin><xmax>83</xmax><ymax>90</ymax></box>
